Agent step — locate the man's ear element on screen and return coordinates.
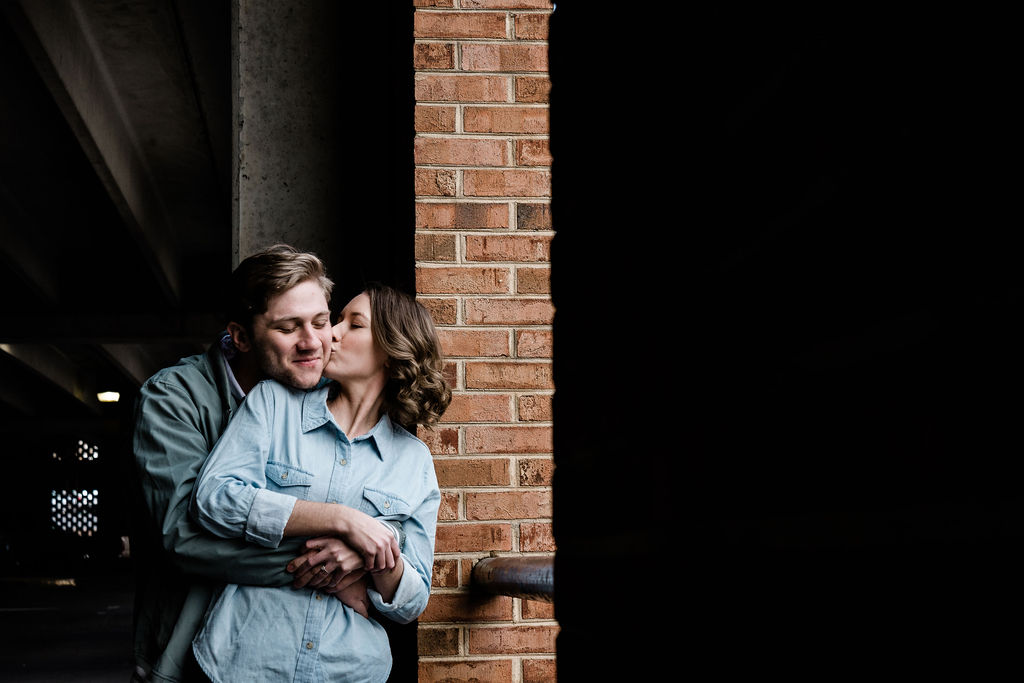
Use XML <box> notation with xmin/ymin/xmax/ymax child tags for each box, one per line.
<box><xmin>226</xmin><ymin>321</ymin><xmax>252</xmax><ymax>352</ymax></box>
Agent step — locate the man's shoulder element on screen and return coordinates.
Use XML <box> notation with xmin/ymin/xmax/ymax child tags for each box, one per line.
<box><xmin>140</xmin><ymin>345</ymin><xmax>220</xmax><ymax>398</ymax></box>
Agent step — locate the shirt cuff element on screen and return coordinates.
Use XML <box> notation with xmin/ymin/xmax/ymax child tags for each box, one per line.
<box><xmin>369</xmin><ymin>554</ymin><xmax>421</xmax><ymax>613</ymax></box>
<box><xmin>245</xmin><ymin>489</ymin><xmax>297</xmax><ymax>548</ymax></box>
<box><xmin>379</xmin><ymin>519</ymin><xmax>400</xmax><ymax>544</ymax></box>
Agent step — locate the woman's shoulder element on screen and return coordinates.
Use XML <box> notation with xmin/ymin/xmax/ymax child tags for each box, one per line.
<box><xmin>385</xmin><ymin>417</ymin><xmax>432</xmax><ymax>459</ymax></box>
<box><xmin>241</xmin><ymin>378</ymin><xmax>314</xmax><ymax>414</ymax></box>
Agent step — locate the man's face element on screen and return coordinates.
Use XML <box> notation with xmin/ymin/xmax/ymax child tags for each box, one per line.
<box><xmin>248</xmin><ymin>279</ymin><xmax>332</xmax><ymax>389</ymax></box>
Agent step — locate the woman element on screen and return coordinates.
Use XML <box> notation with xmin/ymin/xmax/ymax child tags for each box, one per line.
<box><xmin>189</xmin><ymin>282</ymin><xmax>450</xmax><ymax>682</ymax></box>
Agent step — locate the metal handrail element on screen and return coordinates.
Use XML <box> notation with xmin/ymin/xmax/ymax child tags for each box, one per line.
<box><xmin>471</xmin><ymin>555</ymin><xmax>553</xmax><ymax>603</ymax></box>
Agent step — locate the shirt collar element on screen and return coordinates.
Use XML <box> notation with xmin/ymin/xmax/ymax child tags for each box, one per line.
<box><xmin>300</xmin><ymin>384</ymin><xmax>394</xmax><ymax>460</ymax></box>
<box><xmin>219</xmin><ymin>333</ymin><xmax>246</xmax><ymax>401</ymax></box>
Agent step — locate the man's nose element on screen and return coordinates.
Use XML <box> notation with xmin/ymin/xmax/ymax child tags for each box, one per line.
<box><xmin>296</xmin><ymin>323</ymin><xmax>319</xmax><ymax>349</ymax></box>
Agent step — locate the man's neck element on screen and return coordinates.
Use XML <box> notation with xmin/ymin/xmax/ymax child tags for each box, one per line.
<box><xmin>227</xmin><ymin>354</ymin><xmax>262</xmax><ymax>395</ymax></box>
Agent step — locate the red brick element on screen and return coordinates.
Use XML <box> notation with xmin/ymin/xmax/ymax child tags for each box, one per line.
<box><xmin>516</xmin><ymin>202</ymin><xmax>552</xmax><ymax>229</ymax></box>
<box><xmin>419</xmin><ymin>426</ymin><xmax>459</xmax><ymax>455</ymax></box>
<box><xmin>465</xmin><ymin>234</ymin><xmax>551</xmax><ymax>262</ymax></box>
<box><xmin>438</xmin><ymin>329</ymin><xmax>510</xmax><ymax>358</ymax></box>
<box><xmin>416</xmin><ymin>233</ymin><xmax>457</xmax><ymax>262</ymax></box>
<box><xmin>435</xmin><ymin>457</ymin><xmax>511</xmax><ymax>487</ymax></box>
<box><xmin>515</xmin><ymin>76</ymin><xmax>551</xmax><ymax>103</ymax></box>
<box><xmin>416</xmin><ymin>202</ymin><xmax>510</xmax><ymax>229</ymax></box>
<box><xmin>460</xmin><ymin>558</ymin><xmax>475</xmax><ymax>585</ymax></box>
<box><xmin>415</xmin><ymin>137</ymin><xmax>509</xmax><ymax>166</ymax></box>
<box><xmin>518</xmin><ymin>393</ymin><xmax>551</xmax><ymax>420</ymax></box>
<box><xmin>514</xmin><ymin>13</ymin><xmax>550</xmax><ymax>40</ymax></box>
<box><xmin>414</xmin><ymin>42</ymin><xmax>455</xmax><ymax>69</ymax></box>
<box><xmin>466</xmin><ymin>361</ymin><xmax>553</xmax><ymax>389</ymax></box>
<box><xmin>443</xmin><ymin>392</ymin><xmax>513</xmax><ymax>422</ymax></box>
<box><xmin>414</xmin><ymin>12</ymin><xmax>507</xmax><ymax>39</ymax></box>
<box><xmin>418</xmin><ymin>626</ymin><xmax>460</xmax><ymax>656</ymax></box>
<box><xmin>516</xmin><ymin>267</ymin><xmax>550</xmax><ymax>294</ymax></box>
<box><xmin>465</xmin><ymin>169</ymin><xmax>551</xmax><ymax>197</ymax></box>
<box><xmin>468</xmin><ymin>625</ymin><xmax>558</xmax><ymax>654</ymax></box>
<box><xmin>415</xmin><ymin>105</ymin><xmax>456</xmax><ymax>132</ymax></box>
<box><xmin>521</xmin><ymin>599</ymin><xmax>554</xmax><ymax>620</ymax></box>
<box><xmin>415</xmin><ymin>168</ymin><xmax>456</xmax><ymax>196</ymax></box>
<box><xmin>520</xmin><ymin>522</ymin><xmax>554</xmax><ymax>551</ymax></box>
<box><xmin>463</xmin><ymin>0</ymin><xmax>552</xmax><ymax>8</ymax></box>
<box><xmin>516</xmin><ymin>138</ymin><xmax>551</xmax><ymax>166</ymax></box>
<box><xmin>415</xmin><ymin>74</ymin><xmax>509</xmax><ymax>102</ymax></box>
<box><xmin>432</xmin><ymin>559</ymin><xmax>460</xmax><ymax>588</ymax></box>
<box><xmin>438</xmin><ymin>491</ymin><xmax>460</xmax><ymax>520</ymax></box>
<box><xmin>464</xmin><ymin>106</ymin><xmax>549</xmax><ymax>133</ymax></box>
<box><xmin>418</xmin><ymin>297</ymin><xmax>458</xmax><ymax>325</ymax></box>
<box><xmin>435</xmin><ymin>522</ymin><xmax>513</xmax><ymax>552</ymax></box>
<box><xmin>419</xmin><ymin>660</ymin><xmax>514</xmax><ymax>683</ymax></box>
<box><xmin>421</xmin><ymin>592</ymin><xmax>514</xmax><ymax>622</ymax></box>
<box><xmin>417</xmin><ymin>267</ymin><xmax>511</xmax><ymax>294</ymax></box>
<box><xmin>518</xmin><ymin>458</ymin><xmax>554</xmax><ymax>486</ymax></box>
<box><xmin>442</xmin><ymin>360</ymin><xmax>458</xmax><ymax>389</ymax></box>
<box><xmin>466</xmin><ymin>489</ymin><xmax>551</xmax><ymax>520</ymax></box>
<box><xmin>516</xmin><ymin>329</ymin><xmax>552</xmax><ymax>357</ymax></box>
<box><xmin>462</xmin><ymin>43</ymin><xmax>548</xmax><ymax>72</ymax></box>
<box><xmin>414</xmin><ymin>0</ymin><xmax>455</xmax><ymax>7</ymax></box>
<box><xmin>523</xmin><ymin>657</ymin><xmax>557</xmax><ymax>683</ymax></box>
<box><xmin>466</xmin><ymin>426</ymin><xmax>553</xmax><ymax>454</ymax></box>
<box><xmin>465</xmin><ymin>298</ymin><xmax>554</xmax><ymax>324</ymax></box>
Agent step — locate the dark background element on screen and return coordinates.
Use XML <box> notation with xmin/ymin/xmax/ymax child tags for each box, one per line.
<box><xmin>552</xmin><ymin>6</ymin><xmax>1021</xmax><ymax>678</ymax></box>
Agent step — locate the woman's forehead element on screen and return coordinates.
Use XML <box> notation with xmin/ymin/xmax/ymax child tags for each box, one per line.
<box><xmin>340</xmin><ymin>292</ymin><xmax>372</xmax><ymax>317</ymax></box>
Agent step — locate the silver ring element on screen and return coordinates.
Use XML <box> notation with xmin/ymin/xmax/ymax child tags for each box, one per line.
<box><xmin>319</xmin><ymin>564</ymin><xmax>330</xmax><ymax>574</ymax></box>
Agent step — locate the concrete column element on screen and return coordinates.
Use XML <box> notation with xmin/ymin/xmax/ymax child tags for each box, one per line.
<box><xmin>231</xmin><ymin>0</ymin><xmax>342</xmax><ymax>269</ymax></box>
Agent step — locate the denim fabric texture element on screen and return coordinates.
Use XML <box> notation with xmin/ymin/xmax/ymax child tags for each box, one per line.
<box><xmin>190</xmin><ymin>379</ymin><xmax>440</xmax><ymax>683</ymax></box>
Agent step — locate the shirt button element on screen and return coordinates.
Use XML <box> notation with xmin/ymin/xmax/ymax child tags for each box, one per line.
<box><xmin>383</xmin><ymin>501</ymin><xmax>391</xmax><ymax>509</ymax></box>
<box><xmin>306</xmin><ymin>642</ymin><xmax>314</xmax><ymax>650</ymax></box>
<box><xmin>315</xmin><ymin>594</ymin><xmax>323</xmax><ymax>600</ymax></box>
<box><xmin>281</xmin><ymin>472</ymin><xmax>288</xmax><ymax>479</ymax></box>
<box><xmin>340</xmin><ymin>458</ymin><xmax>347</xmax><ymax>465</ymax></box>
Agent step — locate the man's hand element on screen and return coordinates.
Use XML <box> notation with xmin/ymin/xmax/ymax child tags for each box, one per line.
<box><xmin>287</xmin><ymin>536</ymin><xmax>364</xmax><ymax>590</ymax></box>
<box><xmin>328</xmin><ymin>574</ymin><xmax>371</xmax><ymax>618</ymax></box>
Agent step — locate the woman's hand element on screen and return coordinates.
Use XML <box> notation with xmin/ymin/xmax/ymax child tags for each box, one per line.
<box><xmin>335</xmin><ymin>507</ymin><xmax>400</xmax><ymax>571</ymax></box>
<box><xmin>287</xmin><ymin>536</ymin><xmax>365</xmax><ymax>590</ymax></box>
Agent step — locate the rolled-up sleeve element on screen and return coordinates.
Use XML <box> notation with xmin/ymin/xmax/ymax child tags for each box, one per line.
<box><xmin>368</xmin><ymin>457</ymin><xmax>441</xmax><ymax>623</ymax></box>
<box><xmin>190</xmin><ymin>382</ymin><xmax>296</xmax><ymax>548</ymax></box>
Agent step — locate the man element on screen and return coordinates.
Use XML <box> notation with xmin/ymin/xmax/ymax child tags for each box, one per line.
<box><xmin>131</xmin><ymin>245</ymin><xmax>401</xmax><ymax>682</ymax></box>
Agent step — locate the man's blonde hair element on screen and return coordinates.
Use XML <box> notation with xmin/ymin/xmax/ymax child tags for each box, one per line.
<box><xmin>227</xmin><ymin>244</ymin><xmax>334</xmax><ymax>332</ymax></box>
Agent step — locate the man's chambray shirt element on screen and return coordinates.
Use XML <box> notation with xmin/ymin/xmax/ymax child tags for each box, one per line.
<box><xmin>189</xmin><ymin>379</ymin><xmax>440</xmax><ymax>683</ymax></box>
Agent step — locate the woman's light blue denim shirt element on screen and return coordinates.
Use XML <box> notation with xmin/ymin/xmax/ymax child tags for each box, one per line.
<box><xmin>189</xmin><ymin>379</ymin><xmax>440</xmax><ymax>683</ymax></box>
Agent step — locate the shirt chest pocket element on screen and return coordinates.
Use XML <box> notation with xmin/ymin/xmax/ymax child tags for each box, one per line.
<box><xmin>361</xmin><ymin>486</ymin><xmax>412</xmax><ymax>521</ymax></box>
<box><xmin>265</xmin><ymin>461</ymin><xmax>315</xmax><ymax>500</ymax></box>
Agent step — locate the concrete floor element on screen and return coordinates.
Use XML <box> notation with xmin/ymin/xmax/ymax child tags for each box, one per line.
<box><xmin>0</xmin><ymin>573</ymin><xmax>135</xmax><ymax>682</ymax></box>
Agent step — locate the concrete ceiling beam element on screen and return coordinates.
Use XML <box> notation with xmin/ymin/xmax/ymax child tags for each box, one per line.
<box><xmin>3</xmin><ymin>0</ymin><xmax>181</xmax><ymax>305</ymax></box>
<box><xmin>0</xmin><ymin>343</ymin><xmax>100</xmax><ymax>414</ymax></box>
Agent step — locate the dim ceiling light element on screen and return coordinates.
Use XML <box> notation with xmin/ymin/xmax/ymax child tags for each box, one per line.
<box><xmin>97</xmin><ymin>391</ymin><xmax>120</xmax><ymax>403</ymax></box>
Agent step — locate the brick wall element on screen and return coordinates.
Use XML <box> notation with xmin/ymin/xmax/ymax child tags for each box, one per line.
<box><xmin>412</xmin><ymin>1</ymin><xmax>556</xmax><ymax>680</ymax></box>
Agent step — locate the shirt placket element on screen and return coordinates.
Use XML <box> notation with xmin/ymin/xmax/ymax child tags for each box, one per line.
<box><xmin>326</xmin><ymin>429</ymin><xmax>354</xmax><ymax>507</ymax></box>
<box><xmin>295</xmin><ymin>427</ymin><xmax>351</xmax><ymax>680</ymax></box>
<box><xmin>294</xmin><ymin>588</ymin><xmax>329</xmax><ymax>680</ymax></box>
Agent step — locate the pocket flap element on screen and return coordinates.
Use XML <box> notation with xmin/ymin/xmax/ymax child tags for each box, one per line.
<box><xmin>362</xmin><ymin>487</ymin><xmax>411</xmax><ymax>516</ymax></box>
<box><xmin>265</xmin><ymin>461</ymin><xmax>314</xmax><ymax>487</ymax></box>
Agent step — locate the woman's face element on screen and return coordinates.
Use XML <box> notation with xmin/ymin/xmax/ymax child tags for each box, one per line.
<box><xmin>324</xmin><ymin>292</ymin><xmax>388</xmax><ymax>385</ymax></box>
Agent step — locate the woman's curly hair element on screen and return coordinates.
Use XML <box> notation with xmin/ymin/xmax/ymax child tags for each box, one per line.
<box><xmin>365</xmin><ymin>282</ymin><xmax>451</xmax><ymax>428</ymax></box>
